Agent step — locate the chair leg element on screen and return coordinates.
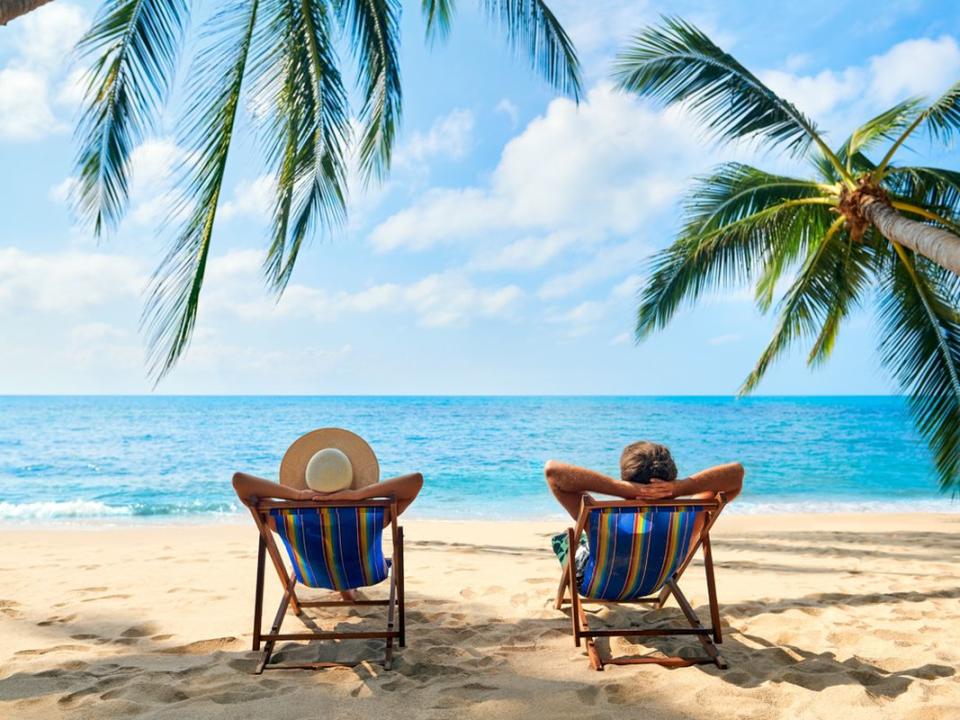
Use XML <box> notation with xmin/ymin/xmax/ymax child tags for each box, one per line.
<box><xmin>577</xmin><ymin>601</ymin><xmax>603</xmax><ymax>671</ymax></box>
<box><xmin>384</xmin><ymin>567</ymin><xmax>396</xmax><ymax>670</ymax></box>
<box><xmin>667</xmin><ymin>580</ymin><xmax>727</xmax><ymax>669</ymax></box>
<box><xmin>253</xmin><ymin>536</ymin><xmax>266</xmax><ymax>651</ymax></box>
<box><xmin>567</xmin><ymin>529</ymin><xmax>581</xmax><ymax>648</ymax></box>
<box><xmin>656</xmin><ymin>580</ymin><xmax>673</xmax><ymax>609</ymax></box>
<box><xmin>255</xmin><ymin>590</ymin><xmax>292</xmax><ymax>674</ymax></box>
<box><xmin>702</xmin><ymin>535</ymin><xmax>722</xmax><ymax>644</ymax></box>
<box><xmin>397</xmin><ymin>526</ymin><xmax>405</xmax><ymax>648</ymax></box>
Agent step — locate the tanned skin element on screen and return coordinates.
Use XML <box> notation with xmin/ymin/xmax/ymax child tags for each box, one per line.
<box><xmin>231</xmin><ymin>471</ymin><xmax>424</xmax><ymax>523</ymax></box>
<box><xmin>544</xmin><ymin>459</ymin><xmax>744</xmax><ymax>521</ymax></box>
<box><xmin>231</xmin><ymin>471</ymin><xmax>423</xmax><ymax>601</ymax></box>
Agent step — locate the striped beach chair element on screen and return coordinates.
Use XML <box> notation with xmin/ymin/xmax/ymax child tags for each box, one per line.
<box><xmin>241</xmin><ymin>496</ymin><xmax>404</xmax><ymax>673</ymax></box>
<box><xmin>555</xmin><ymin>494</ymin><xmax>729</xmax><ymax>670</ymax></box>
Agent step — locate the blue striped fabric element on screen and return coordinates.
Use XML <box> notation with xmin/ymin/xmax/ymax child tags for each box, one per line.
<box><xmin>269</xmin><ymin>506</ymin><xmax>389</xmax><ymax>591</ymax></box>
<box><xmin>578</xmin><ymin>506</ymin><xmax>700</xmax><ymax>601</ymax></box>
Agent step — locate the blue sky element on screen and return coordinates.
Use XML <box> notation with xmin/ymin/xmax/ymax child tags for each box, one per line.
<box><xmin>1</xmin><ymin>0</ymin><xmax>960</xmax><ymax>394</ymax></box>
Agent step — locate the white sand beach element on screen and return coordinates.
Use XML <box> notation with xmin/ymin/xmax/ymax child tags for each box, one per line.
<box><xmin>0</xmin><ymin>513</ymin><xmax>958</xmax><ymax>719</ymax></box>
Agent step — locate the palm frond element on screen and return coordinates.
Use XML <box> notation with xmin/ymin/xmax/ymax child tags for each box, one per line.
<box><xmin>422</xmin><ymin>0</ymin><xmax>455</xmax><ymax>41</ymax></box>
<box><xmin>341</xmin><ymin>0</ymin><xmax>402</xmax><ymax>184</ymax></box>
<box><xmin>842</xmin><ymin>99</ymin><xmax>921</xmax><ymax>161</ymax></box>
<box><xmin>613</xmin><ymin>17</ymin><xmax>842</xmax><ymax>174</ymax></box>
<box><xmin>885</xmin><ymin>166</ymin><xmax>960</xmax><ymax>225</ymax></box>
<box><xmin>74</xmin><ymin>0</ymin><xmax>189</xmax><ymax>235</ymax></box>
<box><xmin>877</xmin><ymin>81</ymin><xmax>960</xmax><ymax>173</ymax></box>
<box><xmin>141</xmin><ymin>0</ymin><xmax>260</xmax><ymax>380</ymax></box>
<box><xmin>257</xmin><ymin>0</ymin><xmax>349</xmax><ymax>292</ymax></box>
<box><xmin>740</xmin><ymin>216</ymin><xmax>875</xmax><ymax>393</ymax></box>
<box><xmin>919</xmin><ymin>80</ymin><xmax>960</xmax><ymax>143</ymax></box>
<box><xmin>636</xmin><ymin>173</ymin><xmax>834</xmax><ymax>340</ymax></box>
<box><xmin>806</xmin><ymin>228</ymin><xmax>877</xmax><ymax>366</ymax></box>
<box><xmin>479</xmin><ymin>0</ymin><xmax>581</xmax><ymax>99</ymax></box>
<box><xmin>878</xmin><ymin>247</ymin><xmax>960</xmax><ymax>492</ymax></box>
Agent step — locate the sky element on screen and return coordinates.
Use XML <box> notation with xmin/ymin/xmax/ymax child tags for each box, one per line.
<box><xmin>1</xmin><ymin>0</ymin><xmax>960</xmax><ymax>395</ymax></box>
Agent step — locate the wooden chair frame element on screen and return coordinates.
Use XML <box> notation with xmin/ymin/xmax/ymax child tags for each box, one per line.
<box><xmin>555</xmin><ymin>494</ymin><xmax>729</xmax><ymax>671</ymax></box>
<box><xmin>242</xmin><ymin>495</ymin><xmax>405</xmax><ymax>673</ymax></box>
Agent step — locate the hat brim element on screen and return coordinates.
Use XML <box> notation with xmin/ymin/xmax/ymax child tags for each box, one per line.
<box><xmin>279</xmin><ymin>428</ymin><xmax>379</xmax><ymax>491</ymax></box>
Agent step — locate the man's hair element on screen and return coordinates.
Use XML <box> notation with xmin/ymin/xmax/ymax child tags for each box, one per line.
<box><xmin>620</xmin><ymin>441</ymin><xmax>677</xmax><ymax>484</ymax></box>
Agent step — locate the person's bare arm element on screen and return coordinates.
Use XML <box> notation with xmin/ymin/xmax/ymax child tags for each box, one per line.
<box><xmin>232</xmin><ymin>471</ymin><xmax>311</xmax><ymax>504</ymax></box>
<box><xmin>309</xmin><ymin>473</ymin><xmax>424</xmax><ymax>518</ymax></box>
<box><xmin>672</xmin><ymin>462</ymin><xmax>744</xmax><ymax>501</ymax></box>
<box><xmin>544</xmin><ymin>460</ymin><xmax>643</xmax><ymax>520</ymax></box>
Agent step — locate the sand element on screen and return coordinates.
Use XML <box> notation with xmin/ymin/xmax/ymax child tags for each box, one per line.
<box><xmin>0</xmin><ymin>513</ymin><xmax>957</xmax><ymax>719</ymax></box>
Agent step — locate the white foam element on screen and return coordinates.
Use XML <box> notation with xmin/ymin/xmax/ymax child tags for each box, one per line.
<box><xmin>727</xmin><ymin>499</ymin><xmax>958</xmax><ymax>515</ymax></box>
<box><xmin>0</xmin><ymin>500</ymin><xmax>134</xmax><ymax>519</ymax></box>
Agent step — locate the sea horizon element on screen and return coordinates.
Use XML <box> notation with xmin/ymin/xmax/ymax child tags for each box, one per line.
<box><xmin>1</xmin><ymin>395</ymin><xmax>955</xmax><ymax>524</ymax></box>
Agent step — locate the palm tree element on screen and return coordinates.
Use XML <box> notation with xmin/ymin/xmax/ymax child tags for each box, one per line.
<box><xmin>614</xmin><ymin>18</ymin><xmax>960</xmax><ymax>492</ymax></box>
<box><xmin>62</xmin><ymin>0</ymin><xmax>581</xmax><ymax>378</ymax></box>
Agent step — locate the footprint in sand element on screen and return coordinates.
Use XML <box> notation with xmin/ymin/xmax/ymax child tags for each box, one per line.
<box><xmin>38</xmin><ymin>614</ymin><xmax>77</xmax><ymax>626</ymax></box>
<box><xmin>161</xmin><ymin>637</ymin><xmax>239</xmax><ymax>655</ymax></box>
<box><xmin>101</xmin><ymin>682</ymin><xmax>190</xmax><ymax>704</ymax></box>
<box><xmin>0</xmin><ymin>600</ymin><xmax>22</xmax><ymax>618</ymax></box>
<box><xmin>120</xmin><ymin>624</ymin><xmax>158</xmax><ymax>638</ymax></box>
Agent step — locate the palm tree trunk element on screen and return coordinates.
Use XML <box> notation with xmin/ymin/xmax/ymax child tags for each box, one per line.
<box><xmin>0</xmin><ymin>0</ymin><xmax>54</xmax><ymax>25</ymax></box>
<box><xmin>864</xmin><ymin>199</ymin><xmax>960</xmax><ymax>275</ymax></box>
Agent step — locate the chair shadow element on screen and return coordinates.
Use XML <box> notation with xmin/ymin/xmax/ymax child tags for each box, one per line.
<box><xmin>572</xmin><ymin>589</ymin><xmax>956</xmax><ymax>699</ymax></box>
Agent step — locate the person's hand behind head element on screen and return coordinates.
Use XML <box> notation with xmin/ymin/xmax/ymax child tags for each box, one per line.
<box><xmin>303</xmin><ymin>488</ymin><xmax>361</xmax><ymax>502</ymax></box>
<box><xmin>630</xmin><ymin>478</ymin><xmax>676</xmax><ymax>500</ymax></box>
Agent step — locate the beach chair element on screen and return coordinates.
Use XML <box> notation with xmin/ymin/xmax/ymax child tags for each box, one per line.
<box><xmin>555</xmin><ymin>494</ymin><xmax>728</xmax><ymax>670</ymax></box>
<box><xmin>240</xmin><ymin>495</ymin><xmax>404</xmax><ymax>673</ymax></box>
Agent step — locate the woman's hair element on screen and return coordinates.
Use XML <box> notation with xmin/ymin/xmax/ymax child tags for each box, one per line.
<box><xmin>620</xmin><ymin>441</ymin><xmax>677</xmax><ymax>484</ymax></box>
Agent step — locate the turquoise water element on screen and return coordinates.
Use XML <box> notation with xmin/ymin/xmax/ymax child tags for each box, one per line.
<box><xmin>0</xmin><ymin>396</ymin><xmax>953</xmax><ymax>523</ymax></box>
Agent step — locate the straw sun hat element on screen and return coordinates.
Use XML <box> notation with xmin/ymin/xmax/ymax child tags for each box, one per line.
<box><xmin>279</xmin><ymin>428</ymin><xmax>380</xmax><ymax>493</ymax></box>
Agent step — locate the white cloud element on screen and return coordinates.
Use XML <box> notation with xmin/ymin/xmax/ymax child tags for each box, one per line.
<box><xmin>0</xmin><ymin>248</ymin><xmax>145</xmax><ymax>314</ymax></box>
<box><xmin>538</xmin><ymin>237</ymin><xmax>648</xmax><ymax>300</ymax></box>
<box><xmin>370</xmin><ymin>84</ymin><xmax>703</xmax><ymax>258</ymax></box>
<box><xmin>49</xmin><ymin>176</ymin><xmax>78</xmax><ymax>204</ymax></box>
<box><xmin>707</xmin><ymin>333</ymin><xmax>742</xmax><ymax>346</ymax></box>
<box><xmin>867</xmin><ymin>36</ymin><xmax>960</xmax><ymax>105</ymax></box>
<box><xmin>127</xmin><ymin>138</ymin><xmax>192</xmax><ymax>226</ymax></box>
<box><xmin>221</xmin><ymin>174</ymin><xmax>275</xmax><ymax>221</ymax></box>
<box><xmin>469</xmin><ymin>232</ymin><xmax>577</xmax><ymax>272</ymax></box>
<box><xmin>0</xmin><ymin>68</ymin><xmax>64</xmax><ymax>139</ymax></box>
<box><xmin>202</xmin><ymin>250</ymin><xmax>523</xmax><ymax>328</ymax></box>
<box><xmin>494</xmin><ymin>98</ymin><xmax>519</xmax><ymax>127</ymax></box>
<box><xmin>14</xmin><ymin>3</ymin><xmax>89</xmax><ymax>70</ymax></box>
<box><xmin>548</xmin><ymin>1</ymin><xmax>649</xmax><ymax>62</ymax></box>
<box><xmin>760</xmin><ymin>35</ymin><xmax>960</xmax><ymax>131</ymax></box>
<box><xmin>761</xmin><ymin>67</ymin><xmax>862</xmax><ymax>120</ymax></box>
<box><xmin>0</xmin><ymin>2</ymin><xmax>89</xmax><ymax>141</ymax></box>
<box><xmin>548</xmin><ymin>299</ymin><xmax>606</xmax><ymax>335</ymax></box>
<box><xmin>66</xmin><ymin>322</ymin><xmax>142</xmax><ymax>368</ymax></box>
<box><xmin>395</xmin><ymin>108</ymin><xmax>474</xmax><ymax>166</ymax></box>
<box><xmin>545</xmin><ymin>268</ymin><xmax>643</xmax><ymax>337</ymax></box>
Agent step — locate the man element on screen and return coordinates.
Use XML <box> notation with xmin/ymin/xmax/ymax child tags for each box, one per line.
<box><xmin>545</xmin><ymin>441</ymin><xmax>743</xmax><ymax>578</ymax></box>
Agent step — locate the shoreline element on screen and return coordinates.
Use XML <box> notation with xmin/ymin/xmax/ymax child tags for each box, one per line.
<box><xmin>1</xmin><ymin>510</ymin><xmax>957</xmax><ymax>532</ymax></box>
<box><xmin>0</xmin><ymin>503</ymin><xmax>956</xmax><ymax>530</ymax></box>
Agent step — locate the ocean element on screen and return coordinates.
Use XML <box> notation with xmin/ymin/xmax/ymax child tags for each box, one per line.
<box><xmin>0</xmin><ymin>396</ymin><xmax>954</xmax><ymax>523</ymax></box>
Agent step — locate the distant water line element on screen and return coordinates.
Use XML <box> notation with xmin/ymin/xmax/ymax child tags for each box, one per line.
<box><xmin>0</xmin><ymin>396</ymin><xmax>954</xmax><ymax>524</ymax></box>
